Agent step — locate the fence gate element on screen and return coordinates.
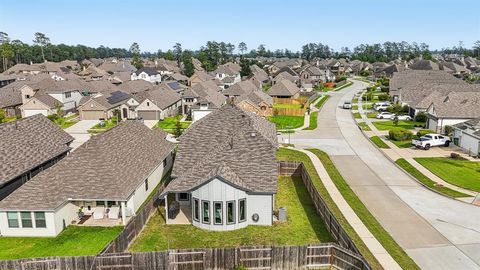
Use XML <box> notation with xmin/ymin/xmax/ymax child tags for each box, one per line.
<box><xmin>306</xmin><ymin>245</ymin><xmax>330</xmax><ymax>269</ymax></box>
<box><xmin>21</xmin><ymin>258</ymin><xmax>59</xmax><ymax>270</ymax></box>
<box><xmin>168</xmin><ymin>250</ymin><xmax>205</xmax><ymax>270</ymax></box>
<box><xmin>239</xmin><ymin>247</ymin><xmax>272</xmax><ymax>270</ymax></box>
<box><xmin>96</xmin><ymin>253</ymin><xmax>133</xmax><ymax>270</ymax></box>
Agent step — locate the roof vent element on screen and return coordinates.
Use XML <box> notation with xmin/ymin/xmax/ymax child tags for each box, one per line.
<box><xmin>228</xmin><ymin>137</ymin><xmax>234</xmax><ymax>149</ymax></box>
<box><xmin>250</xmin><ymin>132</ymin><xmax>256</xmax><ymax>137</ymax></box>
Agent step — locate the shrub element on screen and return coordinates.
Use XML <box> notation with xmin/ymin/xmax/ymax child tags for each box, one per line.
<box><xmin>416</xmin><ymin>129</ymin><xmax>435</xmax><ymax>138</ymax></box>
<box><xmin>414</xmin><ymin>112</ymin><xmax>427</xmax><ymax>122</ymax></box>
<box><xmin>47</xmin><ymin>114</ymin><xmax>59</xmax><ymax>122</ymax></box>
<box><xmin>378</xmin><ymin>93</ymin><xmax>390</xmax><ymax>101</ymax></box>
<box><xmin>444</xmin><ymin>125</ymin><xmax>454</xmax><ymax>136</ymax></box>
<box><xmin>362</xmin><ymin>92</ymin><xmax>374</xmax><ymax>101</ymax></box>
<box><xmin>323</xmin><ymin>82</ymin><xmax>336</xmax><ymax>88</ymax></box>
<box><xmin>388</xmin><ymin>128</ymin><xmax>413</xmax><ymax>141</ymax></box>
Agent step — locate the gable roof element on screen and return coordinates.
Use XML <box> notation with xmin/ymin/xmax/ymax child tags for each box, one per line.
<box><xmin>134</xmin><ymin>67</ymin><xmax>160</xmax><ymax>76</ymax></box>
<box><xmin>428</xmin><ymin>91</ymin><xmax>480</xmax><ymax>119</ymax></box>
<box><xmin>0</xmin><ymin>114</ymin><xmax>73</xmax><ymax>187</ymax></box>
<box><xmin>186</xmin><ymin>81</ymin><xmax>226</xmax><ymax>108</ymax></box>
<box><xmin>236</xmin><ymin>89</ymin><xmax>273</xmax><ymax>106</ymax></box>
<box><xmin>134</xmin><ymin>87</ymin><xmax>181</xmax><ymax>110</ymax></box>
<box><xmin>267</xmin><ymin>79</ymin><xmax>300</xmax><ymax>97</ymax></box>
<box><xmin>223</xmin><ymin>80</ymin><xmax>258</xmax><ymax>96</ymax></box>
<box><xmin>0</xmin><ymin>121</ymin><xmax>173</xmax><ymax>211</ymax></box>
<box><xmin>164</xmin><ymin>105</ymin><xmax>277</xmax><ymax>194</ymax></box>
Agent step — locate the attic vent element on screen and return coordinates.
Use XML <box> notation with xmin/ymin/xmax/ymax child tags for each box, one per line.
<box><xmin>250</xmin><ymin>132</ymin><xmax>256</xmax><ymax>137</ymax></box>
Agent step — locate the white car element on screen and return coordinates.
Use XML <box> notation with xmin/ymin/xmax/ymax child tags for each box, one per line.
<box><xmin>343</xmin><ymin>101</ymin><xmax>352</xmax><ymax>109</ymax></box>
<box><xmin>412</xmin><ymin>134</ymin><xmax>451</xmax><ymax>150</ymax></box>
<box><xmin>376</xmin><ymin>112</ymin><xmax>394</xmax><ymax>119</ymax></box>
<box><xmin>391</xmin><ymin>114</ymin><xmax>412</xmax><ymax>121</ymax></box>
<box><xmin>373</xmin><ymin>102</ymin><xmax>391</xmax><ymax>111</ymax></box>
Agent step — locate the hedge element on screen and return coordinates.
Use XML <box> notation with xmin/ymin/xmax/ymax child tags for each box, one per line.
<box><xmin>416</xmin><ymin>129</ymin><xmax>435</xmax><ymax>138</ymax></box>
<box><xmin>389</xmin><ymin>128</ymin><xmax>413</xmax><ymax>141</ymax></box>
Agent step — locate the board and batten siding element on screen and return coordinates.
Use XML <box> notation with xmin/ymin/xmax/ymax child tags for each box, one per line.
<box><xmin>190</xmin><ymin>178</ymin><xmax>273</xmax><ymax>231</ymax></box>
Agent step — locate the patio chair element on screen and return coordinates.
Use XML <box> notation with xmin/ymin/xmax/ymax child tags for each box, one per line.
<box><xmin>93</xmin><ymin>206</ymin><xmax>105</xmax><ymax>219</ymax></box>
<box><xmin>108</xmin><ymin>206</ymin><xmax>120</xmax><ymax>219</ymax></box>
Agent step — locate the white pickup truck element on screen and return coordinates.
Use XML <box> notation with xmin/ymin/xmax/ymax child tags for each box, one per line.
<box><xmin>412</xmin><ymin>134</ymin><xmax>451</xmax><ymax>150</ymax></box>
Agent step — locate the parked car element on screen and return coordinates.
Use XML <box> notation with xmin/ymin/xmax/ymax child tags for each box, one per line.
<box><xmin>412</xmin><ymin>134</ymin><xmax>451</xmax><ymax>150</ymax></box>
<box><xmin>373</xmin><ymin>102</ymin><xmax>391</xmax><ymax>111</ymax></box>
<box><xmin>391</xmin><ymin>114</ymin><xmax>412</xmax><ymax>121</ymax></box>
<box><xmin>376</xmin><ymin>112</ymin><xmax>394</xmax><ymax>119</ymax></box>
<box><xmin>343</xmin><ymin>101</ymin><xmax>352</xmax><ymax>109</ymax></box>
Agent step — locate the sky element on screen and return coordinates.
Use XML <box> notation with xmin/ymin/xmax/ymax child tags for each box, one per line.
<box><xmin>1</xmin><ymin>0</ymin><xmax>479</xmax><ymax>53</ymax></box>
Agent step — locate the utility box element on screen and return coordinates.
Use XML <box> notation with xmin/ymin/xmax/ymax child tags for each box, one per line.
<box><xmin>278</xmin><ymin>207</ymin><xmax>287</xmax><ymax>222</ymax></box>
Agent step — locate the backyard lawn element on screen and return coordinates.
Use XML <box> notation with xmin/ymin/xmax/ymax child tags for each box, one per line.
<box><xmin>415</xmin><ymin>157</ymin><xmax>480</xmax><ymax>192</ymax></box>
<box><xmin>273</xmin><ymin>103</ymin><xmax>303</xmax><ymax>109</ymax></box>
<box><xmin>129</xmin><ymin>175</ymin><xmax>333</xmax><ymax>251</ymax></box>
<box><xmin>267</xmin><ymin>115</ymin><xmax>304</xmax><ymax>129</ymax></box>
<box><xmin>0</xmin><ymin>226</ymin><xmax>123</xmax><ymax>260</ymax></box>
<box><xmin>157</xmin><ymin>115</ymin><xmax>191</xmax><ymax>130</ymax></box>
<box><xmin>372</xmin><ymin>120</ymin><xmax>424</xmax><ymax>131</ymax></box>
<box><xmin>303</xmin><ymin>112</ymin><xmax>318</xmax><ymax>130</ymax></box>
<box><xmin>395</xmin><ymin>158</ymin><xmax>470</xmax><ymax>198</ymax></box>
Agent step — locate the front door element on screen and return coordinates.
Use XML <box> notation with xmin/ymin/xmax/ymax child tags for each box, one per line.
<box><xmin>122</xmin><ymin>108</ymin><xmax>128</xmax><ymax>119</ymax></box>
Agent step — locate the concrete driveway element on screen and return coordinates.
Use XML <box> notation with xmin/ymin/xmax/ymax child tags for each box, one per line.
<box><xmin>284</xmin><ymin>80</ymin><xmax>480</xmax><ymax>270</ymax></box>
<box><xmin>65</xmin><ymin>120</ymin><xmax>99</xmax><ymax>150</ymax></box>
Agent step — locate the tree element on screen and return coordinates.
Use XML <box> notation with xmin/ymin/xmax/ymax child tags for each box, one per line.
<box><xmin>240</xmin><ymin>59</ymin><xmax>252</xmax><ymax>77</ymax></box>
<box><xmin>129</xmin><ymin>42</ymin><xmax>143</xmax><ymax>69</ymax></box>
<box><xmin>257</xmin><ymin>44</ymin><xmax>266</xmax><ymax>57</ymax></box>
<box><xmin>173</xmin><ymin>43</ymin><xmax>182</xmax><ymax>66</ymax></box>
<box><xmin>33</xmin><ymin>32</ymin><xmax>50</xmax><ymax>62</ymax></box>
<box><xmin>238</xmin><ymin>42</ymin><xmax>247</xmax><ymax>55</ymax></box>
<box><xmin>173</xmin><ymin>117</ymin><xmax>183</xmax><ymax>138</ymax></box>
<box><xmin>473</xmin><ymin>40</ymin><xmax>480</xmax><ymax>57</ymax></box>
<box><xmin>181</xmin><ymin>50</ymin><xmax>195</xmax><ymax>77</ymax></box>
<box><xmin>0</xmin><ymin>108</ymin><xmax>6</xmax><ymax>124</ymax></box>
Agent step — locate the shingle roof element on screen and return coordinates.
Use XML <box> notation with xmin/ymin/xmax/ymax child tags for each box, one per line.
<box><xmin>0</xmin><ymin>121</ymin><xmax>173</xmax><ymax>211</ymax></box>
<box><xmin>134</xmin><ymin>87</ymin><xmax>181</xmax><ymax>110</ymax></box>
<box><xmin>0</xmin><ymin>114</ymin><xmax>73</xmax><ymax>186</ymax></box>
<box><xmin>236</xmin><ymin>90</ymin><xmax>273</xmax><ymax>106</ymax></box>
<box><xmin>428</xmin><ymin>92</ymin><xmax>480</xmax><ymax>119</ymax></box>
<box><xmin>189</xmin><ymin>81</ymin><xmax>226</xmax><ymax>108</ymax></box>
<box><xmin>223</xmin><ymin>80</ymin><xmax>258</xmax><ymax>96</ymax></box>
<box><xmin>164</xmin><ymin>105</ymin><xmax>277</xmax><ymax>194</ymax></box>
<box><xmin>117</xmin><ymin>80</ymin><xmax>155</xmax><ymax>94</ymax></box>
<box><xmin>134</xmin><ymin>67</ymin><xmax>160</xmax><ymax>76</ymax></box>
<box><xmin>409</xmin><ymin>60</ymin><xmax>439</xmax><ymax>71</ymax></box>
<box><xmin>267</xmin><ymin>79</ymin><xmax>300</xmax><ymax>97</ymax></box>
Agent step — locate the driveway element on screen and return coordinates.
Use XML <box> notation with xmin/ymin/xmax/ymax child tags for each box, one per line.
<box><xmin>65</xmin><ymin>120</ymin><xmax>99</xmax><ymax>150</ymax></box>
<box><xmin>143</xmin><ymin>120</ymin><xmax>158</xmax><ymax>129</ymax></box>
<box><xmin>282</xmin><ymin>80</ymin><xmax>480</xmax><ymax>270</ymax></box>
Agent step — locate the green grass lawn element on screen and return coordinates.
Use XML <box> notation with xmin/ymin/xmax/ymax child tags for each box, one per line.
<box><xmin>358</xmin><ymin>122</ymin><xmax>371</xmax><ymax>131</ymax></box>
<box><xmin>308</xmin><ymin>149</ymin><xmax>419</xmax><ymax>270</ymax></box>
<box><xmin>389</xmin><ymin>140</ymin><xmax>412</xmax><ymax>148</ymax></box>
<box><xmin>372</xmin><ymin>120</ymin><xmax>424</xmax><ymax>131</ymax></box>
<box><xmin>395</xmin><ymin>158</ymin><xmax>470</xmax><ymax>198</ymax></box>
<box><xmin>352</xmin><ymin>112</ymin><xmax>362</xmax><ymax>119</ymax></box>
<box><xmin>276</xmin><ymin>148</ymin><xmax>382</xmax><ymax>269</ymax></box>
<box><xmin>0</xmin><ymin>226</ymin><xmax>123</xmax><ymax>260</ymax></box>
<box><xmin>273</xmin><ymin>103</ymin><xmax>303</xmax><ymax>109</ymax></box>
<box><xmin>157</xmin><ymin>115</ymin><xmax>191</xmax><ymax>130</ymax></box>
<box><xmin>315</xmin><ymin>95</ymin><xmax>330</xmax><ymax>109</ymax></box>
<box><xmin>129</xmin><ymin>174</ymin><xmax>333</xmax><ymax>252</ymax></box>
<box><xmin>89</xmin><ymin>118</ymin><xmax>118</xmax><ymax>133</ymax></box>
<box><xmin>303</xmin><ymin>112</ymin><xmax>318</xmax><ymax>130</ymax></box>
<box><xmin>370</xmin><ymin>136</ymin><xmax>390</xmax><ymax>149</ymax></box>
<box><xmin>415</xmin><ymin>157</ymin><xmax>480</xmax><ymax>192</ymax></box>
<box><xmin>333</xmin><ymin>81</ymin><xmax>353</xmax><ymax>91</ymax></box>
<box><xmin>352</xmin><ymin>105</ymin><xmax>358</xmax><ymax>110</ymax></box>
<box><xmin>267</xmin><ymin>115</ymin><xmax>304</xmax><ymax>129</ymax></box>
<box><xmin>352</xmin><ymin>98</ymin><xmax>359</xmax><ymax>103</ymax></box>
<box><xmin>362</xmin><ymin>103</ymin><xmax>373</xmax><ymax>110</ymax></box>
<box><xmin>366</xmin><ymin>112</ymin><xmax>378</xmax><ymax>118</ymax></box>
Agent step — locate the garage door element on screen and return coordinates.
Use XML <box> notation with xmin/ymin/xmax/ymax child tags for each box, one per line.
<box><xmin>82</xmin><ymin>110</ymin><xmax>105</xmax><ymax>120</ymax></box>
<box><xmin>24</xmin><ymin>109</ymin><xmax>48</xmax><ymax>117</ymax></box>
<box><xmin>138</xmin><ymin>110</ymin><xmax>159</xmax><ymax>120</ymax></box>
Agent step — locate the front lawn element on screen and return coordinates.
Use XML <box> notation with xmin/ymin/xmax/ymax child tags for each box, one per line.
<box><xmin>352</xmin><ymin>112</ymin><xmax>361</xmax><ymax>119</ymax></box>
<box><xmin>366</xmin><ymin>112</ymin><xmax>378</xmax><ymax>118</ymax></box>
<box><xmin>370</xmin><ymin>136</ymin><xmax>390</xmax><ymax>149</ymax></box>
<box><xmin>372</xmin><ymin>120</ymin><xmax>424</xmax><ymax>131</ymax></box>
<box><xmin>415</xmin><ymin>157</ymin><xmax>480</xmax><ymax>192</ymax></box>
<box><xmin>157</xmin><ymin>116</ymin><xmax>191</xmax><ymax>130</ymax></box>
<box><xmin>89</xmin><ymin>118</ymin><xmax>118</xmax><ymax>133</ymax></box>
<box><xmin>303</xmin><ymin>111</ymin><xmax>318</xmax><ymax>130</ymax></box>
<box><xmin>395</xmin><ymin>159</ymin><xmax>470</xmax><ymax>198</ymax></box>
<box><xmin>267</xmin><ymin>115</ymin><xmax>304</xmax><ymax>129</ymax></box>
<box><xmin>129</xmin><ymin>175</ymin><xmax>333</xmax><ymax>252</ymax></box>
<box><xmin>358</xmin><ymin>122</ymin><xmax>371</xmax><ymax>131</ymax></box>
<box><xmin>0</xmin><ymin>226</ymin><xmax>123</xmax><ymax>260</ymax></box>
<box><xmin>389</xmin><ymin>140</ymin><xmax>412</xmax><ymax>148</ymax></box>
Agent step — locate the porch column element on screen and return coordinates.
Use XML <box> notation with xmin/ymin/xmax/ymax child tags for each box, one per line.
<box><xmin>165</xmin><ymin>195</ymin><xmax>169</xmax><ymax>224</ymax></box>
<box><xmin>121</xmin><ymin>201</ymin><xmax>126</xmax><ymax>225</ymax></box>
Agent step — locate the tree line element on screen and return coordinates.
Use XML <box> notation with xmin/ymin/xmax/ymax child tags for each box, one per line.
<box><xmin>1</xmin><ymin>31</ymin><xmax>479</xmax><ymax>73</ymax></box>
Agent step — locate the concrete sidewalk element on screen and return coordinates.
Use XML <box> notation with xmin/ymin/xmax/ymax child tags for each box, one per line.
<box><xmin>294</xmin><ymin>148</ymin><xmax>402</xmax><ymax>270</ymax></box>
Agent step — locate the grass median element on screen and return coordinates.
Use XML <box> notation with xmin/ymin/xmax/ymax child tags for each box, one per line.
<box><xmin>303</xmin><ymin>111</ymin><xmax>318</xmax><ymax>130</ymax></box>
<box><xmin>370</xmin><ymin>136</ymin><xmax>390</xmax><ymax>148</ymax></box>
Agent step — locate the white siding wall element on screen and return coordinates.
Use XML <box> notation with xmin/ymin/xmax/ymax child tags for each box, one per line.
<box><xmin>457</xmin><ymin>131</ymin><xmax>480</xmax><ymax>156</ymax></box>
<box><xmin>192</xmin><ymin>109</ymin><xmax>213</xmax><ymax>122</ymax></box>
<box><xmin>53</xmin><ymin>202</ymin><xmax>78</xmax><ymax>235</ymax></box>
<box><xmin>247</xmin><ymin>194</ymin><xmax>273</xmax><ymax>226</ymax></box>
<box><xmin>0</xmin><ymin>211</ymin><xmax>56</xmax><ymax>237</ymax></box>
<box><xmin>49</xmin><ymin>91</ymin><xmax>83</xmax><ymax>111</ymax></box>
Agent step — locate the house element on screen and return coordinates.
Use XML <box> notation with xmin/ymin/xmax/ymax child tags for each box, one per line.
<box><xmin>267</xmin><ymin>79</ymin><xmax>301</xmax><ymax>98</ymax></box>
<box><xmin>453</xmin><ymin>119</ymin><xmax>480</xmax><ymax>157</ymax></box>
<box><xmin>213</xmin><ymin>64</ymin><xmax>241</xmax><ymax>85</ymax></box>
<box><xmin>223</xmin><ymin>80</ymin><xmax>259</xmax><ymax>97</ymax></box>
<box><xmin>131</xmin><ymin>67</ymin><xmax>162</xmax><ymax>83</ymax></box>
<box><xmin>134</xmin><ymin>87</ymin><xmax>182</xmax><ymax>120</ymax></box>
<box><xmin>188</xmin><ymin>71</ymin><xmax>214</xmax><ymax>86</ymax></box>
<box><xmin>163</xmin><ymin>73</ymin><xmax>189</xmax><ymax>84</ymax></box>
<box><xmin>273</xmin><ymin>71</ymin><xmax>299</xmax><ymax>85</ymax></box>
<box><xmin>78</xmin><ymin>91</ymin><xmax>139</xmax><ymax>120</ymax></box>
<box><xmin>182</xmin><ymin>80</ymin><xmax>226</xmax><ymax>117</ymax></box>
<box><xmin>426</xmin><ymin>91</ymin><xmax>480</xmax><ymax>133</ymax></box>
<box><xmin>299</xmin><ymin>65</ymin><xmax>325</xmax><ymax>91</ymax></box>
<box><xmin>250</xmin><ymin>64</ymin><xmax>269</xmax><ymax>83</ymax></box>
<box><xmin>0</xmin><ymin>114</ymin><xmax>73</xmax><ymax>201</ymax></box>
<box><xmin>0</xmin><ymin>121</ymin><xmax>174</xmax><ymax>237</ymax></box>
<box><xmin>409</xmin><ymin>59</ymin><xmax>440</xmax><ymax>71</ymax></box>
<box><xmin>160</xmin><ymin>105</ymin><xmax>277</xmax><ymax>231</ymax></box>
<box><xmin>97</xmin><ymin>59</ymin><xmax>137</xmax><ymax>73</ymax></box>
<box><xmin>117</xmin><ymin>79</ymin><xmax>155</xmax><ymax>94</ymax></box>
<box><xmin>235</xmin><ymin>90</ymin><xmax>273</xmax><ymax>117</ymax></box>
<box><xmin>19</xmin><ymin>78</ymin><xmax>84</xmax><ymax>117</ymax></box>
<box><xmin>0</xmin><ymin>74</ymin><xmax>16</xmax><ymax>88</ymax></box>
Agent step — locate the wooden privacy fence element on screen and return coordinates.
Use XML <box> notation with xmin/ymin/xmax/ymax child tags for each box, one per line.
<box><xmin>0</xmin><ymin>244</ymin><xmax>369</xmax><ymax>270</ymax></box>
<box><xmin>278</xmin><ymin>161</ymin><xmax>369</xmax><ymax>263</ymax></box>
<box><xmin>273</xmin><ymin>107</ymin><xmax>305</xmax><ymax>116</ymax></box>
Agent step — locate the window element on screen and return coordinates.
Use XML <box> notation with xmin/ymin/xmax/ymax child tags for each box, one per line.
<box><xmin>21</xmin><ymin>212</ymin><xmax>33</xmax><ymax>228</ymax></box>
<box><xmin>193</xmin><ymin>198</ymin><xmax>199</xmax><ymax>221</ymax></box>
<box><xmin>202</xmin><ymin>201</ymin><xmax>210</xmax><ymax>224</ymax></box>
<box><xmin>179</xmin><ymin>193</ymin><xmax>189</xmax><ymax>201</ymax></box>
<box><xmin>163</xmin><ymin>158</ymin><xmax>167</xmax><ymax>168</ymax></box>
<box><xmin>146</xmin><ymin>101</ymin><xmax>150</xmax><ymax>106</ymax></box>
<box><xmin>227</xmin><ymin>201</ymin><xmax>235</xmax><ymax>224</ymax></box>
<box><xmin>96</xmin><ymin>201</ymin><xmax>105</xmax><ymax>206</ymax></box>
<box><xmin>239</xmin><ymin>199</ymin><xmax>246</xmax><ymax>223</ymax></box>
<box><xmin>65</xmin><ymin>92</ymin><xmax>71</xmax><ymax>98</ymax></box>
<box><xmin>107</xmin><ymin>201</ymin><xmax>116</xmax><ymax>207</ymax></box>
<box><xmin>7</xmin><ymin>212</ymin><xmax>19</xmax><ymax>228</ymax></box>
<box><xmin>145</xmin><ymin>178</ymin><xmax>149</xmax><ymax>191</ymax></box>
<box><xmin>34</xmin><ymin>212</ymin><xmax>46</xmax><ymax>228</ymax></box>
<box><xmin>25</xmin><ymin>94</ymin><xmax>30</xmax><ymax>99</ymax></box>
<box><xmin>214</xmin><ymin>202</ymin><xmax>223</xmax><ymax>225</ymax></box>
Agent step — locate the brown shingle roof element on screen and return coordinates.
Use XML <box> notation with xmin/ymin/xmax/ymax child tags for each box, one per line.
<box><xmin>0</xmin><ymin>121</ymin><xmax>173</xmax><ymax>210</ymax></box>
<box><xmin>0</xmin><ymin>114</ymin><xmax>73</xmax><ymax>186</ymax></box>
<box><xmin>267</xmin><ymin>79</ymin><xmax>300</xmax><ymax>97</ymax></box>
<box><xmin>164</xmin><ymin>105</ymin><xmax>277</xmax><ymax>194</ymax></box>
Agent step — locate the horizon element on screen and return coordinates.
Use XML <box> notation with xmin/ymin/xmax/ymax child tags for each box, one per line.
<box><xmin>1</xmin><ymin>0</ymin><xmax>479</xmax><ymax>53</ymax></box>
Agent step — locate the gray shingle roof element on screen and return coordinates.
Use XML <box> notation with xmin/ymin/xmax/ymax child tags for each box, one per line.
<box><xmin>165</xmin><ymin>105</ymin><xmax>277</xmax><ymax>194</ymax></box>
<box><xmin>0</xmin><ymin>121</ymin><xmax>173</xmax><ymax>211</ymax></box>
<box><xmin>134</xmin><ymin>87</ymin><xmax>181</xmax><ymax>110</ymax></box>
<box><xmin>428</xmin><ymin>92</ymin><xmax>480</xmax><ymax>119</ymax></box>
<box><xmin>267</xmin><ymin>79</ymin><xmax>300</xmax><ymax>97</ymax></box>
<box><xmin>0</xmin><ymin>114</ymin><xmax>74</xmax><ymax>186</ymax></box>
